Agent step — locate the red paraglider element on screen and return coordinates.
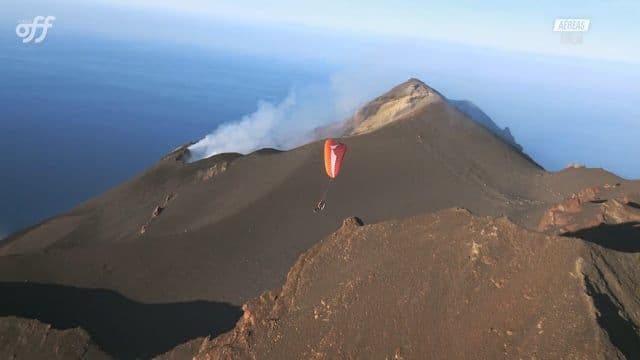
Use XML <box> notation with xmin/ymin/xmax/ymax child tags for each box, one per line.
<box><xmin>324</xmin><ymin>139</ymin><xmax>347</xmax><ymax>178</ymax></box>
<box><xmin>314</xmin><ymin>139</ymin><xmax>347</xmax><ymax>212</ymax></box>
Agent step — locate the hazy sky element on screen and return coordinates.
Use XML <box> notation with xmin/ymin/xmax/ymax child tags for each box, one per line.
<box><xmin>5</xmin><ymin>0</ymin><xmax>638</xmax><ymax>63</ymax></box>
<box><xmin>2</xmin><ymin>0</ymin><xmax>639</xmax><ymax>177</ymax></box>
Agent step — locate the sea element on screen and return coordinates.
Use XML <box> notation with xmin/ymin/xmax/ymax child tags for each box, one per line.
<box><xmin>0</xmin><ymin>34</ymin><xmax>329</xmax><ymax>238</ymax></box>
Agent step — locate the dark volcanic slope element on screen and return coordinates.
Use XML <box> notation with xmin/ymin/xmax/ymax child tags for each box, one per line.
<box><xmin>1</xmin><ymin>79</ymin><xmax>638</xmax><ymax>358</ymax></box>
<box><xmin>0</xmin><ymin>80</ymin><xmax>559</xmax><ymax>304</ymax></box>
<box><xmin>195</xmin><ymin>209</ymin><xmax>640</xmax><ymax>360</ymax></box>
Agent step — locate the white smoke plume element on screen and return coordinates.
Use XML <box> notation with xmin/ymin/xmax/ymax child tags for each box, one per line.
<box><xmin>187</xmin><ymin>72</ymin><xmax>396</xmax><ymax>162</ymax></box>
<box><xmin>188</xmin><ymin>93</ymin><xmax>297</xmax><ymax>160</ymax></box>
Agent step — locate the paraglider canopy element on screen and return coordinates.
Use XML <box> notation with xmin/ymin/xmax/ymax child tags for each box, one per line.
<box><xmin>324</xmin><ymin>139</ymin><xmax>347</xmax><ymax>179</ymax></box>
<box><xmin>314</xmin><ymin>139</ymin><xmax>347</xmax><ymax>213</ymax></box>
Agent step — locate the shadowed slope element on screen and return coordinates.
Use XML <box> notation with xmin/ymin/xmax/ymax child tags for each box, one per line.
<box><xmin>566</xmin><ymin>222</ymin><xmax>640</xmax><ymax>253</ymax></box>
<box><xmin>0</xmin><ymin>283</ymin><xmax>242</xmax><ymax>359</ymax></box>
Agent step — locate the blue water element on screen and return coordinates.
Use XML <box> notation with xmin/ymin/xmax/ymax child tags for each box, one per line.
<box><xmin>0</xmin><ymin>34</ymin><xmax>328</xmax><ymax>237</ymax></box>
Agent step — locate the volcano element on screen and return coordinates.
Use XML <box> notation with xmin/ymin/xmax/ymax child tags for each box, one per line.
<box><xmin>1</xmin><ymin>79</ymin><xmax>639</xmax><ymax>359</ymax></box>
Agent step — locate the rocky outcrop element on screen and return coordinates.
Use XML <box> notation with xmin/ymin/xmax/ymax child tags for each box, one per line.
<box><xmin>566</xmin><ymin>163</ymin><xmax>587</xmax><ymax>169</ymax></box>
<box><xmin>0</xmin><ymin>317</ymin><xmax>108</xmax><ymax>359</ymax></box>
<box><xmin>341</xmin><ymin>78</ymin><xmax>443</xmax><ymax>136</ymax></box>
<box><xmin>539</xmin><ymin>185</ymin><xmax>640</xmax><ymax>233</ymax></box>
<box><xmin>195</xmin><ymin>209</ymin><xmax>637</xmax><ymax>359</ymax></box>
<box><xmin>538</xmin><ymin>186</ymin><xmax>602</xmax><ymax>232</ymax></box>
<box><xmin>312</xmin><ymin>78</ymin><xmax>444</xmax><ymax>139</ymax></box>
<box><xmin>140</xmin><ymin>193</ymin><xmax>176</xmax><ymax>235</ymax></box>
<box><xmin>196</xmin><ymin>162</ymin><xmax>228</xmax><ymax>181</ymax></box>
